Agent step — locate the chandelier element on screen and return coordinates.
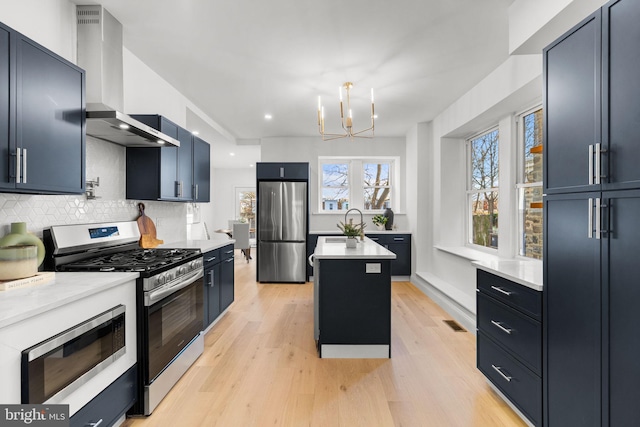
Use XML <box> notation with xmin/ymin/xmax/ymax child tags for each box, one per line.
<box><xmin>317</xmin><ymin>82</ymin><xmax>375</xmax><ymax>140</ymax></box>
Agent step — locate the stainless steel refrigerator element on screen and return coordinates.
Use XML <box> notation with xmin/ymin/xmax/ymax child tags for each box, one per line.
<box><xmin>257</xmin><ymin>181</ymin><xmax>307</xmax><ymax>282</ymax></box>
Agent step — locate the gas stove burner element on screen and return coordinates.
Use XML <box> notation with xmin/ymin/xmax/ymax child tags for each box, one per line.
<box><xmin>59</xmin><ymin>246</ymin><xmax>202</xmax><ymax>275</ymax></box>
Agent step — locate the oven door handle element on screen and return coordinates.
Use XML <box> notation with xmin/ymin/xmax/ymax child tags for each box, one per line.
<box><xmin>145</xmin><ymin>269</ymin><xmax>203</xmax><ymax>306</ymax></box>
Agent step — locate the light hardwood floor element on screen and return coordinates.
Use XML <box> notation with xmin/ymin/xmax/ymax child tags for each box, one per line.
<box><xmin>123</xmin><ymin>253</ymin><xmax>527</xmax><ymax>427</ymax></box>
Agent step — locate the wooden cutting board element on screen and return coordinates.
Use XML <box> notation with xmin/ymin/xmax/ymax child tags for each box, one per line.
<box><xmin>137</xmin><ymin>203</ymin><xmax>164</xmax><ymax>248</ymax></box>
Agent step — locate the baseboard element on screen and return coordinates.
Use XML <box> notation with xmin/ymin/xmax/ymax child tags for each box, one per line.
<box><xmin>412</xmin><ymin>272</ymin><xmax>476</xmax><ymax>334</ymax></box>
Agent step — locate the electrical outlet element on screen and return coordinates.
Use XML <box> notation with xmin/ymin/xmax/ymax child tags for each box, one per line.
<box><xmin>366</xmin><ymin>263</ymin><xmax>381</xmax><ymax>274</ymax></box>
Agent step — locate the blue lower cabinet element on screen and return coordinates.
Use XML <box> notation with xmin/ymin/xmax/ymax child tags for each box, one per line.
<box><xmin>203</xmin><ymin>244</ymin><xmax>234</xmax><ymax>328</ymax></box>
<box><xmin>71</xmin><ymin>365</ymin><xmax>137</xmax><ymax>427</ymax></box>
<box><xmin>476</xmin><ymin>270</ymin><xmax>542</xmax><ymax>426</ymax></box>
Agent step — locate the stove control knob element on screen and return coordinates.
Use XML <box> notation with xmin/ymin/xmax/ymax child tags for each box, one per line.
<box><xmin>157</xmin><ymin>274</ymin><xmax>166</xmax><ymax>286</ymax></box>
<box><xmin>178</xmin><ymin>266</ymin><xmax>186</xmax><ymax>275</ymax></box>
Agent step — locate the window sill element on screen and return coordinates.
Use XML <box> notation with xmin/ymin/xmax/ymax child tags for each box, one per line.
<box><xmin>434</xmin><ymin>245</ymin><xmax>503</xmax><ymax>263</ymax></box>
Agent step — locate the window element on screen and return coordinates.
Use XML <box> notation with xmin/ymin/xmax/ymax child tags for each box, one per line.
<box><xmin>467</xmin><ymin>128</ymin><xmax>499</xmax><ymax>249</ymax></box>
<box><xmin>319</xmin><ymin>157</ymin><xmax>398</xmax><ymax>212</ymax></box>
<box><xmin>321</xmin><ymin>162</ymin><xmax>350</xmax><ymax>211</ymax></box>
<box><xmin>363</xmin><ymin>162</ymin><xmax>391</xmax><ymax>209</ymax></box>
<box><xmin>517</xmin><ymin>107</ymin><xmax>543</xmax><ymax>260</ymax></box>
<box><xmin>236</xmin><ymin>188</ymin><xmax>256</xmax><ymax>229</ymax></box>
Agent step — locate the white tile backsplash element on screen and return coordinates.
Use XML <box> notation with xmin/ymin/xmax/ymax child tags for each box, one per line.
<box><xmin>0</xmin><ymin>137</ymin><xmax>188</xmax><ymax>244</ymax></box>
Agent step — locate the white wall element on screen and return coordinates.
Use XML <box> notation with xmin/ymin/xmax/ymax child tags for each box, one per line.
<box><xmin>0</xmin><ymin>0</ymin><xmax>76</xmax><ymax>62</ymax></box>
<box><xmin>260</xmin><ymin>136</ymin><xmax>408</xmax><ymax>232</ymax></box>
<box><xmin>209</xmin><ymin>168</ymin><xmax>256</xmax><ymax>232</ymax></box>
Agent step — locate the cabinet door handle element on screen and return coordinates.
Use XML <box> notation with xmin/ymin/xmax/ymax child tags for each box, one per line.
<box><xmin>87</xmin><ymin>419</ymin><xmax>103</xmax><ymax>427</ymax></box>
<box><xmin>225</xmin><ymin>258</ymin><xmax>234</xmax><ymax>263</ymax></box>
<box><xmin>280</xmin><ymin>167</ymin><xmax>285</xmax><ymax>178</ymax></box>
<box><xmin>15</xmin><ymin>148</ymin><xmax>21</xmax><ymax>184</ymax></box>
<box><xmin>205</xmin><ymin>256</ymin><xmax>217</xmax><ymax>262</ymax></box>
<box><xmin>195</xmin><ymin>184</ymin><xmax>199</xmax><ymax>200</ymax></box>
<box><xmin>588</xmin><ymin>144</ymin><xmax>594</xmax><ymax>185</ymax></box>
<box><xmin>308</xmin><ymin>254</ymin><xmax>314</xmax><ymax>267</ymax></box>
<box><xmin>22</xmin><ymin>148</ymin><xmax>27</xmax><ymax>184</ymax></box>
<box><xmin>595</xmin><ymin>142</ymin><xmax>601</xmax><ymax>185</ymax></box>
<box><xmin>225</xmin><ymin>250</ymin><xmax>234</xmax><ymax>254</ymax></box>
<box><xmin>491</xmin><ymin>365</ymin><xmax>512</xmax><ymax>382</ymax></box>
<box><xmin>587</xmin><ymin>197</ymin><xmax>593</xmax><ymax>239</ymax></box>
<box><xmin>209</xmin><ymin>270</ymin><xmax>215</xmax><ymax>287</ymax></box>
<box><xmin>393</xmin><ymin>237</ymin><xmax>404</xmax><ymax>241</ymax></box>
<box><xmin>490</xmin><ymin>320</ymin><xmax>513</xmax><ymax>335</ymax></box>
<box><xmin>595</xmin><ymin>198</ymin><xmax>601</xmax><ymax>240</ymax></box>
<box><xmin>490</xmin><ymin>286</ymin><xmax>512</xmax><ymax>296</ymax></box>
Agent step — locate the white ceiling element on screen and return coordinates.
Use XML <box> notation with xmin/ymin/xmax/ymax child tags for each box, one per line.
<box><xmin>77</xmin><ymin>0</ymin><xmax>514</xmax><ymax>167</ymax></box>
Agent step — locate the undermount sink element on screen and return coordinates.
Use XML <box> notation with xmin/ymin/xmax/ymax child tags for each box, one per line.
<box><xmin>324</xmin><ymin>237</ymin><xmax>348</xmax><ymax>243</ymax></box>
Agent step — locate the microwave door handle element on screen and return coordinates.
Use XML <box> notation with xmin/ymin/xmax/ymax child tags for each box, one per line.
<box><xmin>146</xmin><ymin>269</ymin><xmax>203</xmax><ymax>306</ymax></box>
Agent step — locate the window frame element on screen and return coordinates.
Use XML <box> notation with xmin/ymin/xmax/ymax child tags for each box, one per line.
<box><xmin>466</xmin><ymin>126</ymin><xmax>500</xmax><ymax>252</ymax></box>
<box><xmin>318</xmin><ymin>156</ymin><xmax>399</xmax><ymax>213</ymax></box>
<box><xmin>516</xmin><ymin>104</ymin><xmax>544</xmax><ymax>260</ymax></box>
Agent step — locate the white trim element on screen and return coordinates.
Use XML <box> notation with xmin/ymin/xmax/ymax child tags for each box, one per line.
<box><xmin>412</xmin><ymin>273</ymin><xmax>476</xmax><ymax>333</ymax></box>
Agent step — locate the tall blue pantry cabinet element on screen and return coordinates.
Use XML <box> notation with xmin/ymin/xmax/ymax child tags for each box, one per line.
<box><xmin>543</xmin><ymin>0</ymin><xmax>640</xmax><ymax>425</ymax></box>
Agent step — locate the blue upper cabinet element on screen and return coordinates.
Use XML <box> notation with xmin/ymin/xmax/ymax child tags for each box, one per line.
<box><xmin>126</xmin><ymin>115</ymin><xmax>209</xmax><ymax>202</ymax></box>
<box><xmin>543</xmin><ymin>11</ymin><xmax>601</xmax><ymax>195</ymax></box>
<box><xmin>0</xmin><ymin>21</ymin><xmax>85</xmax><ymax>195</ymax></box>
<box><xmin>544</xmin><ymin>0</ymin><xmax>640</xmax><ymax>195</ymax></box>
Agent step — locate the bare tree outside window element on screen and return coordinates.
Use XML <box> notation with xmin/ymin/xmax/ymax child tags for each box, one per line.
<box><xmin>363</xmin><ymin>162</ymin><xmax>391</xmax><ymax>209</ymax></box>
<box><xmin>469</xmin><ymin>129</ymin><xmax>499</xmax><ymax>248</ymax></box>
<box><xmin>322</xmin><ymin>163</ymin><xmax>350</xmax><ymax>210</ymax></box>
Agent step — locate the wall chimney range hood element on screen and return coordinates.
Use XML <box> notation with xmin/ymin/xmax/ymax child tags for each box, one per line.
<box><xmin>77</xmin><ymin>5</ymin><xmax>179</xmax><ymax>147</ymax></box>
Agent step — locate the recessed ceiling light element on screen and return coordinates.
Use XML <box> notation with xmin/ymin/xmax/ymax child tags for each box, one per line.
<box><xmin>119</xmin><ymin>124</ymin><xmax>130</xmax><ymax>130</ymax></box>
<box><xmin>264</xmin><ymin>114</ymin><xmax>272</xmax><ymax>120</ymax></box>
<box><xmin>249</xmin><ymin>164</ymin><xmax>254</xmax><ymax>167</ymax></box>
<box><xmin>230</xmin><ymin>152</ymin><xmax>235</xmax><ymax>156</ymax></box>
<box><xmin>192</xmin><ymin>130</ymin><xmax>199</xmax><ymax>135</ymax></box>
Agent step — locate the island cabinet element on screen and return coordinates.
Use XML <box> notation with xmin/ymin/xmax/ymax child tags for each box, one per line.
<box><xmin>476</xmin><ymin>269</ymin><xmax>542</xmax><ymax>426</ymax></box>
<box><xmin>203</xmin><ymin>244</ymin><xmax>235</xmax><ymax>328</ymax></box>
<box><xmin>126</xmin><ymin>116</ymin><xmax>210</xmax><ymax>202</ymax></box>
<box><xmin>0</xmin><ymin>21</ymin><xmax>85</xmax><ymax>195</ymax></box>
<box><xmin>312</xmin><ymin>236</ymin><xmax>395</xmax><ymax>358</ymax></box>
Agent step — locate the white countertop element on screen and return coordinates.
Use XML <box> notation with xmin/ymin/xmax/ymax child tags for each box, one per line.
<box><xmin>313</xmin><ymin>236</ymin><xmax>397</xmax><ymax>259</ymax></box>
<box><xmin>311</xmin><ymin>230</ymin><xmax>411</xmax><ymax>234</ymax></box>
<box><xmin>0</xmin><ymin>272</ymin><xmax>139</xmax><ymax>329</ymax></box>
<box><xmin>472</xmin><ymin>259</ymin><xmax>543</xmax><ymax>291</ymax></box>
<box><xmin>159</xmin><ymin>236</ymin><xmax>235</xmax><ymax>253</ymax></box>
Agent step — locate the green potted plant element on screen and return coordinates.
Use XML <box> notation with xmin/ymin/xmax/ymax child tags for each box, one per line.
<box><xmin>337</xmin><ymin>219</ymin><xmax>366</xmax><ymax>248</ymax></box>
<box><xmin>372</xmin><ymin>214</ymin><xmax>388</xmax><ymax>231</ymax></box>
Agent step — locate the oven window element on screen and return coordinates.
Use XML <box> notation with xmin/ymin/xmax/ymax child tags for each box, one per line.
<box><xmin>146</xmin><ymin>278</ymin><xmax>203</xmax><ymax>382</ymax></box>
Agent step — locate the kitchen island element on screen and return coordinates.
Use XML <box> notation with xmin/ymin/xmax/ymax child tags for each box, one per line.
<box><xmin>312</xmin><ymin>236</ymin><xmax>396</xmax><ymax>358</ymax></box>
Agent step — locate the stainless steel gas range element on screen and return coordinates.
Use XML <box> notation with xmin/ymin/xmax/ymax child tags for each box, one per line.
<box><xmin>44</xmin><ymin>221</ymin><xmax>204</xmax><ymax>416</ymax></box>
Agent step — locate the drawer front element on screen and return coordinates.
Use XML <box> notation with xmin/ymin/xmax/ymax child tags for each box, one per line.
<box><xmin>477</xmin><ymin>293</ymin><xmax>541</xmax><ymax>375</ymax></box>
<box><xmin>367</xmin><ymin>234</ymin><xmax>410</xmax><ymax>245</ymax></box>
<box><xmin>203</xmin><ymin>249</ymin><xmax>220</xmax><ymax>267</ymax></box>
<box><xmin>70</xmin><ymin>365</ymin><xmax>137</xmax><ymax>427</ymax></box>
<box><xmin>220</xmin><ymin>244</ymin><xmax>235</xmax><ymax>260</ymax></box>
<box><xmin>477</xmin><ymin>332</ymin><xmax>541</xmax><ymax>426</ymax></box>
<box><xmin>477</xmin><ymin>270</ymin><xmax>541</xmax><ymax>320</ymax></box>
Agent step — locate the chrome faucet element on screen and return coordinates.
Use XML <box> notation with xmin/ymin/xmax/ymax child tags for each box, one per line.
<box><xmin>344</xmin><ymin>208</ymin><xmax>365</xmax><ymax>241</ymax></box>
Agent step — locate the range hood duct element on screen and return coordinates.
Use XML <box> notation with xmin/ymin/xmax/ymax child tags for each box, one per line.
<box><xmin>77</xmin><ymin>5</ymin><xmax>179</xmax><ymax>147</ymax></box>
